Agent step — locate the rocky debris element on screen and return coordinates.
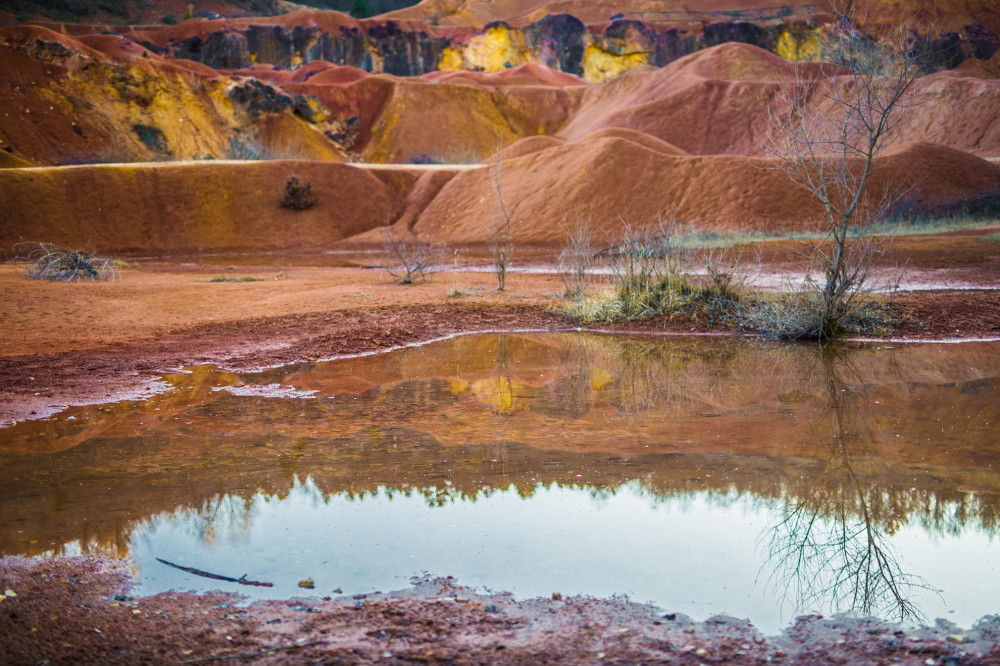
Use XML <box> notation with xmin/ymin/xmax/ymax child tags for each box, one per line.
<box><xmin>227</xmin><ymin>77</ymin><xmax>318</xmax><ymax>121</ymax></box>
<box><xmin>1</xmin><ymin>558</ymin><xmax>998</xmax><ymax>665</ymax></box>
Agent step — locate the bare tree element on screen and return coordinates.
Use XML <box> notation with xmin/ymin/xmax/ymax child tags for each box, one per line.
<box><xmin>761</xmin><ymin>12</ymin><xmax>925</xmax><ymax>339</ymax></box>
<box><xmin>556</xmin><ymin>208</ymin><xmax>598</xmax><ymax>300</ymax></box>
<box><xmin>488</xmin><ymin>147</ymin><xmax>513</xmax><ymax>291</ymax></box>
<box><xmin>379</xmin><ymin>223</ymin><xmax>447</xmax><ymax>284</ymax></box>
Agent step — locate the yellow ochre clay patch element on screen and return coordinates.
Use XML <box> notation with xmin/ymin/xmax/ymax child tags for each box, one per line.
<box><xmin>462</xmin><ymin>24</ymin><xmax>533</xmax><ymax>73</ymax></box>
<box><xmin>775</xmin><ymin>27</ymin><xmax>824</xmax><ymax>62</ymax></box>
<box><xmin>582</xmin><ymin>41</ymin><xmax>649</xmax><ymax>83</ymax></box>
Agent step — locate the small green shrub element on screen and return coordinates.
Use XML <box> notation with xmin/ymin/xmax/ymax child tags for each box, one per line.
<box><xmin>566</xmin><ymin>214</ymin><xmax>692</xmax><ymax>321</ymax></box>
<box><xmin>559</xmin><ymin>219</ymin><xmax>898</xmax><ymax>340</ymax></box>
<box><xmin>210</xmin><ymin>276</ymin><xmax>265</xmax><ymax>283</ymax></box>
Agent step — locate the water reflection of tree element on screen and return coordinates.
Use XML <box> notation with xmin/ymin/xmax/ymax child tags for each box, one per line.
<box><xmin>761</xmin><ymin>345</ymin><xmax>934</xmax><ymax>622</ymax></box>
<box><xmin>184</xmin><ymin>494</ymin><xmax>256</xmax><ymax>548</ymax></box>
<box><xmin>530</xmin><ymin>336</ymin><xmax>595</xmax><ymax>421</ymax></box>
<box><xmin>488</xmin><ymin>335</ymin><xmax>516</xmax><ymax>484</ymax></box>
<box><xmin>588</xmin><ymin>335</ymin><xmax>756</xmax><ymax>422</ymax></box>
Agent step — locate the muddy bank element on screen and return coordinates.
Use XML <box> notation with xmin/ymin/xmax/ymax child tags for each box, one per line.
<box><xmin>0</xmin><ymin>556</ymin><xmax>998</xmax><ymax>665</ymax></box>
<box><xmin>3</xmin><ymin>287</ymin><xmax>1000</xmax><ymax>425</ymax></box>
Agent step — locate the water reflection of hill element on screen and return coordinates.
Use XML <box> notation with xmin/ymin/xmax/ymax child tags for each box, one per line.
<box><xmin>2</xmin><ymin>333</ymin><xmax>999</xmax><ymax>558</ymax></box>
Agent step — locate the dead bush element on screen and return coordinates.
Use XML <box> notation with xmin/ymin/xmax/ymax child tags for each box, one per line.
<box><xmin>18</xmin><ymin>242</ymin><xmax>120</xmax><ymax>282</ymax></box>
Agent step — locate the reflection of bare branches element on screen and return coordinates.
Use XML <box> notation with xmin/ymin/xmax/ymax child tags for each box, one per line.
<box><xmin>761</xmin><ymin>345</ymin><xmax>935</xmax><ymax>622</ymax></box>
<box><xmin>489</xmin><ymin>335</ymin><xmax>516</xmax><ymax>484</ymax></box>
<box><xmin>590</xmin><ymin>336</ymin><xmax>749</xmax><ymax>419</ymax></box>
<box><xmin>531</xmin><ymin>338</ymin><xmax>595</xmax><ymax>421</ymax></box>
<box><xmin>186</xmin><ymin>494</ymin><xmax>256</xmax><ymax>548</ymax></box>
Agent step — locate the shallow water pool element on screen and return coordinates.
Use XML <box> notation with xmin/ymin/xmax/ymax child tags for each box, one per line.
<box><xmin>2</xmin><ymin>333</ymin><xmax>998</xmax><ymax>633</ymax></box>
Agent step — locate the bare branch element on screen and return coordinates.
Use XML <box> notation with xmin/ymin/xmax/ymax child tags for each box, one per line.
<box><xmin>488</xmin><ymin>144</ymin><xmax>514</xmax><ymax>291</ymax></box>
<box><xmin>379</xmin><ymin>223</ymin><xmax>447</xmax><ymax>284</ymax></box>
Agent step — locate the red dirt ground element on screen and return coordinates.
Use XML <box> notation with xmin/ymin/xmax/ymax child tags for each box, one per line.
<box><xmin>0</xmin><ymin>232</ymin><xmax>999</xmax><ymax>666</ymax></box>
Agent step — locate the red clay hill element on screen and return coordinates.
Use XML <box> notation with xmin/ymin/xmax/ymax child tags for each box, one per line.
<box><xmin>0</xmin><ymin>3</ymin><xmax>998</xmax><ymax>252</ymax></box>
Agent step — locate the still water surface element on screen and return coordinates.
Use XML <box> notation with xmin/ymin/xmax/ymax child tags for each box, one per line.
<box><xmin>2</xmin><ymin>333</ymin><xmax>998</xmax><ymax>633</ymax></box>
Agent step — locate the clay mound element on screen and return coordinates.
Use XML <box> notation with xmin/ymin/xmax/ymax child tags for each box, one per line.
<box><xmin>304</xmin><ymin>65</ymin><xmax>374</xmax><ymax>86</ymax></box>
<box><xmin>408</xmin><ymin>136</ymin><xmax>811</xmax><ymax>244</ymax></box>
<box><xmin>0</xmin><ymin>25</ymin><xmax>110</xmax><ymax>61</ymax></box>
<box><xmin>405</xmin><ymin>137</ymin><xmax>999</xmax><ymax>244</ymax></box>
<box><xmin>902</xmin><ymin>72</ymin><xmax>1000</xmax><ymax>157</ymax></box>
<box><xmin>0</xmin><ymin>161</ymin><xmax>402</xmax><ymax>254</ymax></box>
<box><xmin>559</xmin><ymin>41</ymin><xmax>1000</xmax><ymax>158</ymax></box>
<box><xmin>122</xmin><ymin>9</ymin><xmax>360</xmax><ymax>47</ymax></box>
<box><xmin>558</xmin><ymin>43</ymin><xmax>788</xmax><ymax>155</ymax></box>
<box><xmin>576</xmin><ymin>128</ymin><xmax>688</xmax><ymax>156</ymax></box>
<box><xmin>424</xmin><ymin>63</ymin><xmax>586</xmax><ymax>88</ymax></box>
<box><xmin>341</xmin><ymin>76</ymin><xmax>582</xmax><ymax>163</ymax></box>
<box><xmin>953</xmin><ymin>57</ymin><xmax>1000</xmax><ymax>80</ymax></box>
<box><xmin>881</xmin><ymin>141</ymin><xmax>1000</xmax><ymax>202</ymax></box>
<box><xmin>0</xmin><ymin>24</ymin><xmax>350</xmax><ymax>166</ymax></box>
<box><xmin>499</xmin><ymin>135</ymin><xmax>565</xmax><ymax>161</ymax></box>
<box><xmin>667</xmin><ymin>41</ymin><xmax>797</xmax><ymax>83</ymax></box>
<box><xmin>71</xmin><ymin>33</ymin><xmax>220</xmax><ymax>77</ymax></box>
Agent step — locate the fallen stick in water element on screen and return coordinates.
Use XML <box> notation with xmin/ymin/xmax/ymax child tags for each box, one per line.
<box><xmin>156</xmin><ymin>558</ymin><xmax>274</xmax><ymax>587</ymax></box>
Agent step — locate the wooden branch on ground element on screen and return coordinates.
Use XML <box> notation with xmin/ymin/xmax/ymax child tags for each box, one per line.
<box><xmin>156</xmin><ymin>558</ymin><xmax>274</xmax><ymax>588</ymax></box>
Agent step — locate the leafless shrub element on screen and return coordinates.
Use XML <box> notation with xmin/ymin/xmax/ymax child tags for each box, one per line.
<box><xmin>18</xmin><ymin>242</ymin><xmax>119</xmax><ymax>282</ymax></box>
<box><xmin>487</xmin><ymin>147</ymin><xmax>513</xmax><ymax>291</ymax></box>
<box><xmin>379</xmin><ymin>224</ymin><xmax>447</xmax><ymax>284</ymax></box>
<box><xmin>701</xmin><ymin>247</ymin><xmax>759</xmax><ymax>304</ymax></box>
<box><xmin>557</xmin><ymin>208</ymin><xmax>598</xmax><ymax>300</ymax></box>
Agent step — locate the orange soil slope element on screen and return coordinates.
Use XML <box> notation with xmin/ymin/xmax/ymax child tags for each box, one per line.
<box><xmin>287</xmin><ymin>43</ymin><xmax>1000</xmax><ymax>163</ymax></box>
<box><xmin>0</xmin><ymin>161</ymin><xmax>407</xmax><ymax>254</ymax></box>
<box><xmin>408</xmin><ymin>136</ymin><xmax>1000</xmax><ymax>243</ymax></box>
<box><xmin>4</xmin><ymin>135</ymin><xmax>993</xmax><ymax>253</ymax></box>
<box><xmin>2</xmin><ymin>34</ymin><xmax>998</xmax><ymax>251</ymax></box>
<box><xmin>4</xmin><ymin>31</ymin><xmax>999</xmax><ymax>168</ymax></box>
<box><xmin>558</xmin><ymin>42</ymin><xmax>1000</xmax><ymax>158</ymax></box>
<box><xmin>0</xmin><ymin>25</ymin><xmax>349</xmax><ymax>165</ymax></box>
<box><xmin>278</xmin><ymin>64</ymin><xmax>587</xmax><ymax>163</ymax></box>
